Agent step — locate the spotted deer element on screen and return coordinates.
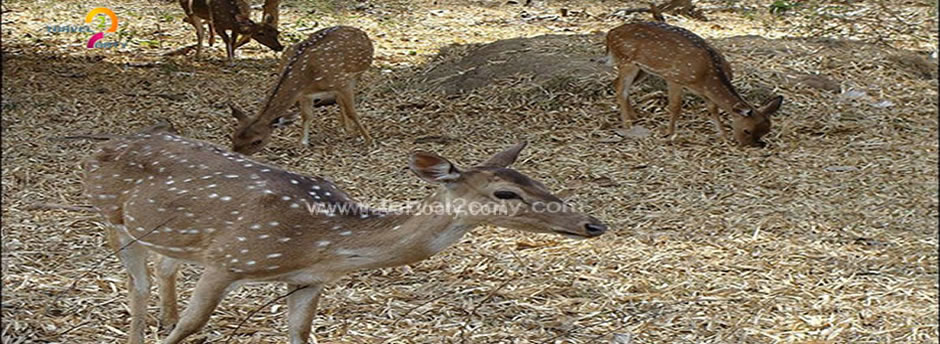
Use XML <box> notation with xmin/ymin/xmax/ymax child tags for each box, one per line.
<box><xmin>606</xmin><ymin>21</ymin><xmax>783</xmax><ymax>147</ymax></box>
<box><xmin>179</xmin><ymin>0</ymin><xmax>283</xmax><ymax>59</ymax></box>
<box><xmin>83</xmin><ymin>133</ymin><xmax>607</xmax><ymax>344</ymax></box>
<box><xmin>229</xmin><ymin>26</ymin><xmax>374</xmax><ymax>155</ymax></box>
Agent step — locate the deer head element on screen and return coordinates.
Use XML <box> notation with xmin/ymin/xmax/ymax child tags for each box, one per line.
<box><xmin>234</xmin><ymin>14</ymin><xmax>283</xmax><ymax>52</ymax></box>
<box><xmin>409</xmin><ymin>142</ymin><xmax>607</xmax><ymax>238</ymax></box>
<box><xmin>730</xmin><ymin>95</ymin><xmax>783</xmax><ymax>148</ymax></box>
<box><xmin>229</xmin><ymin>104</ymin><xmax>290</xmax><ymax>155</ymax></box>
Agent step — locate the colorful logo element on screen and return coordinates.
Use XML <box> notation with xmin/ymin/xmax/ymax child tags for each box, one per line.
<box><xmin>84</xmin><ymin>8</ymin><xmax>118</xmax><ymax>48</ymax></box>
<box><xmin>45</xmin><ymin>7</ymin><xmax>123</xmax><ymax>49</ymax></box>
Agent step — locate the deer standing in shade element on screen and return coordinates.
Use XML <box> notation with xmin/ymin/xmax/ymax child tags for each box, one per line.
<box><xmin>179</xmin><ymin>0</ymin><xmax>283</xmax><ymax>59</ymax></box>
<box><xmin>230</xmin><ymin>26</ymin><xmax>374</xmax><ymax>154</ymax></box>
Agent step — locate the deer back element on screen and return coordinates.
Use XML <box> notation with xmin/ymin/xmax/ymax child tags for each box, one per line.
<box><xmin>607</xmin><ymin>21</ymin><xmax>782</xmax><ymax>147</ymax></box>
<box><xmin>607</xmin><ymin>22</ymin><xmax>739</xmax><ymax>101</ymax></box>
<box><xmin>207</xmin><ymin>0</ymin><xmax>252</xmax><ymax>30</ymax></box>
<box><xmin>269</xmin><ymin>26</ymin><xmax>374</xmax><ymax>105</ymax></box>
<box><xmin>230</xmin><ymin>26</ymin><xmax>374</xmax><ymax>152</ymax></box>
<box><xmin>82</xmin><ymin>133</ymin><xmax>384</xmax><ymax>277</ymax></box>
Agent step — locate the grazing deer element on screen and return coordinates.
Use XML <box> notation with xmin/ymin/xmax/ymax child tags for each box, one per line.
<box><xmin>230</xmin><ymin>26</ymin><xmax>374</xmax><ymax>154</ymax></box>
<box><xmin>83</xmin><ymin>133</ymin><xmax>607</xmax><ymax>344</ymax></box>
<box><xmin>179</xmin><ymin>0</ymin><xmax>283</xmax><ymax>59</ymax></box>
<box><xmin>606</xmin><ymin>21</ymin><xmax>783</xmax><ymax>147</ymax></box>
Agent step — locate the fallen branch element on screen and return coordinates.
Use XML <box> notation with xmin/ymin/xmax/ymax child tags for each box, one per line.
<box><xmin>49</xmin><ymin>134</ymin><xmax>116</xmax><ymax>141</ymax></box>
<box><xmin>123</xmin><ymin>92</ymin><xmax>186</xmax><ymax>101</ymax></box>
<box><xmin>163</xmin><ymin>44</ymin><xmax>197</xmax><ymax>57</ymax></box>
<box><xmin>25</xmin><ymin>202</ymin><xmax>96</xmax><ymax>212</ymax></box>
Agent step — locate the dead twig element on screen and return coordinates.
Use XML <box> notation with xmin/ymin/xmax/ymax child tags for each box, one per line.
<box><xmin>163</xmin><ymin>44</ymin><xmax>197</xmax><ymax>57</ymax></box>
<box><xmin>458</xmin><ymin>276</ymin><xmax>519</xmax><ymax>344</ymax></box>
<box><xmin>391</xmin><ymin>291</ymin><xmax>453</xmax><ymax>327</ymax></box>
<box><xmin>25</xmin><ymin>202</ymin><xmax>96</xmax><ymax>212</ymax></box>
<box><xmin>123</xmin><ymin>92</ymin><xmax>187</xmax><ymax>101</ymax></box>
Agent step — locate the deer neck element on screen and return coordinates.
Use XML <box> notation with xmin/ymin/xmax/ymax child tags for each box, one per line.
<box><xmin>324</xmin><ymin>190</ymin><xmax>480</xmax><ymax>270</ymax></box>
<box><xmin>255</xmin><ymin>65</ymin><xmax>305</xmax><ymax>125</ymax></box>
<box><xmin>700</xmin><ymin>73</ymin><xmax>748</xmax><ymax>115</ymax></box>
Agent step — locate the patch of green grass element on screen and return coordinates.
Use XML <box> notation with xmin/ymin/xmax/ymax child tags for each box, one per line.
<box><xmin>769</xmin><ymin>0</ymin><xmax>800</xmax><ymax>14</ymax></box>
<box><xmin>138</xmin><ymin>39</ymin><xmax>161</xmax><ymax>49</ymax></box>
<box><xmin>159</xmin><ymin>13</ymin><xmax>177</xmax><ymax>23</ymax></box>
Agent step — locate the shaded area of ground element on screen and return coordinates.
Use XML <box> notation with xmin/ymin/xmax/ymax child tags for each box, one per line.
<box><xmin>2</xmin><ymin>0</ymin><xmax>937</xmax><ymax>343</ymax></box>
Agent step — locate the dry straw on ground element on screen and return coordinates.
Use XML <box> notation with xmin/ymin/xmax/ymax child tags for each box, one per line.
<box><xmin>2</xmin><ymin>0</ymin><xmax>937</xmax><ymax>343</ymax></box>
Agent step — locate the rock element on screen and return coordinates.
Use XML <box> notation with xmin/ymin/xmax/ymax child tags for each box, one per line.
<box><xmin>797</xmin><ymin>74</ymin><xmax>841</xmax><ymax>93</ymax></box>
<box><xmin>614</xmin><ymin>125</ymin><xmax>652</xmax><ymax>138</ymax></box>
<box><xmin>611</xmin><ymin>333</ymin><xmax>632</xmax><ymax>344</ymax></box>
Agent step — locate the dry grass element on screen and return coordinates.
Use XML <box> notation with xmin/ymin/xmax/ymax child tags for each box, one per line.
<box><xmin>2</xmin><ymin>0</ymin><xmax>937</xmax><ymax>343</ymax></box>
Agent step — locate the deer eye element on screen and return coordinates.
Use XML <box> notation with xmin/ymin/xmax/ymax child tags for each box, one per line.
<box><xmin>251</xmin><ymin>140</ymin><xmax>263</xmax><ymax>146</ymax></box>
<box><xmin>493</xmin><ymin>191</ymin><xmax>521</xmax><ymax>200</ymax></box>
<box><xmin>743</xmin><ymin>129</ymin><xmax>752</xmax><ymax>135</ymax></box>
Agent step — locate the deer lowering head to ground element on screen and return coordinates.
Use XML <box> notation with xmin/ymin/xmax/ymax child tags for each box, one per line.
<box><xmin>606</xmin><ymin>21</ymin><xmax>783</xmax><ymax>147</ymax></box>
<box><xmin>230</xmin><ymin>26</ymin><xmax>374</xmax><ymax>155</ymax></box>
<box><xmin>179</xmin><ymin>0</ymin><xmax>283</xmax><ymax>59</ymax></box>
<box><xmin>83</xmin><ymin>133</ymin><xmax>607</xmax><ymax>344</ymax></box>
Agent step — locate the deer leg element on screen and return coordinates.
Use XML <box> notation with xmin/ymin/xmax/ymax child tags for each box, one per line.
<box><xmin>183</xmin><ymin>13</ymin><xmax>205</xmax><ymax>58</ymax></box>
<box><xmin>187</xmin><ymin>16</ymin><xmax>205</xmax><ymax>58</ymax></box>
<box><xmin>162</xmin><ymin>269</ymin><xmax>235</xmax><ymax>344</ymax></box>
<box><xmin>665</xmin><ymin>81</ymin><xmax>684</xmax><ymax>137</ymax></box>
<box><xmin>339</xmin><ymin>105</ymin><xmax>355</xmax><ymax>134</ymax></box>
<box><xmin>228</xmin><ymin>31</ymin><xmax>239</xmax><ymax>61</ymax></box>
<box><xmin>195</xmin><ymin>19</ymin><xmax>204</xmax><ymax>58</ymax></box>
<box><xmin>207</xmin><ymin>22</ymin><xmax>215</xmax><ymax>47</ymax></box>
<box><xmin>705</xmin><ymin>100</ymin><xmax>729</xmax><ymax>139</ymax></box>
<box><xmin>156</xmin><ymin>256</ymin><xmax>181</xmax><ymax>332</ymax></box>
<box><xmin>217</xmin><ymin>30</ymin><xmax>234</xmax><ymax>61</ymax></box>
<box><xmin>334</xmin><ymin>80</ymin><xmax>355</xmax><ymax>132</ymax></box>
<box><xmin>287</xmin><ymin>284</ymin><xmax>324</xmax><ymax>344</ymax></box>
<box><xmin>110</xmin><ymin>227</ymin><xmax>152</xmax><ymax>344</ymax></box>
<box><xmin>614</xmin><ymin>64</ymin><xmax>641</xmax><ymax>128</ymax></box>
<box><xmin>336</xmin><ymin>85</ymin><xmax>373</xmax><ymax>144</ymax></box>
<box><xmin>298</xmin><ymin>97</ymin><xmax>315</xmax><ymax>146</ymax></box>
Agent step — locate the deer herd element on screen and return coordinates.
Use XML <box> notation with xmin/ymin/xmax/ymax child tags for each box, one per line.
<box><xmin>81</xmin><ymin>2</ymin><xmax>784</xmax><ymax>343</ymax></box>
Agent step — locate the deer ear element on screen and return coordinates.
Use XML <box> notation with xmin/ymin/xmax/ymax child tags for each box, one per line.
<box><xmin>229</xmin><ymin>103</ymin><xmax>248</xmax><ymax>121</ymax></box>
<box><xmin>409</xmin><ymin>151</ymin><xmax>461</xmax><ymax>183</ymax></box>
<box><xmin>480</xmin><ymin>141</ymin><xmax>527</xmax><ymax>168</ymax></box>
<box><xmin>732</xmin><ymin>103</ymin><xmax>753</xmax><ymax>117</ymax></box>
<box><xmin>757</xmin><ymin>95</ymin><xmax>784</xmax><ymax>115</ymax></box>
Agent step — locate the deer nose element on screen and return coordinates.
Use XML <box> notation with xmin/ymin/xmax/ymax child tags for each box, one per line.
<box><xmin>584</xmin><ymin>223</ymin><xmax>607</xmax><ymax>237</ymax></box>
<box><xmin>756</xmin><ymin>141</ymin><xmax>767</xmax><ymax>148</ymax></box>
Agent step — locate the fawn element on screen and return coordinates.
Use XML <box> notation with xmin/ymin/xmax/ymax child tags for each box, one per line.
<box><xmin>83</xmin><ymin>133</ymin><xmax>607</xmax><ymax>344</ymax></box>
<box><xmin>230</xmin><ymin>26</ymin><xmax>374</xmax><ymax>155</ymax></box>
<box><xmin>179</xmin><ymin>0</ymin><xmax>283</xmax><ymax>59</ymax></box>
<box><xmin>606</xmin><ymin>20</ymin><xmax>783</xmax><ymax>147</ymax></box>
